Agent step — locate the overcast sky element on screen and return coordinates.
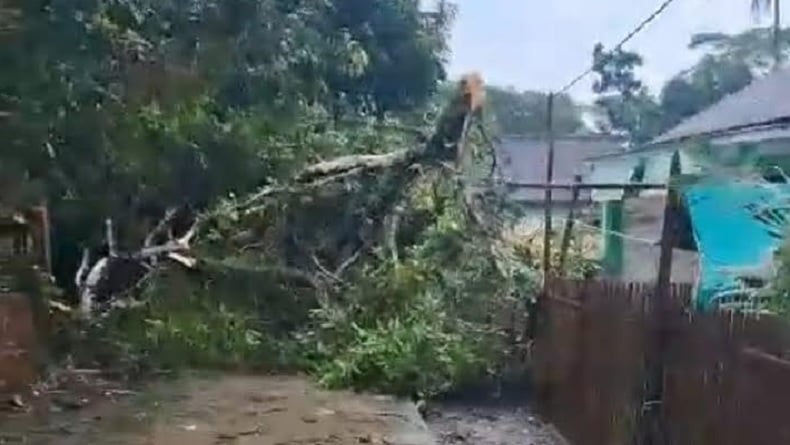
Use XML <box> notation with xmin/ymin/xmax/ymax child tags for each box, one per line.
<box><xmin>443</xmin><ymin>0</ymin><xmax>789</xmax><ymax>101</ymax></box>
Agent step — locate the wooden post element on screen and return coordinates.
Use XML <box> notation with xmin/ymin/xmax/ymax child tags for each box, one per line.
<box><xmin>528</xmin><ymin>92</ymin><xmax>555</xmax><ymax>341</ymax></box>
<box><xmin>558</xmin><ymin>174</ymin><xmax>582</xmax><ymax>274</ymax></box>
<box><xmin>639</xmin><ymin>151</ymin><xmax>681</xmax><ymax>445</ymax></box>
<box><xmin>542</xmin><ymin>92</ymin><xmax>555</xmax><ymax>289</ymax></box>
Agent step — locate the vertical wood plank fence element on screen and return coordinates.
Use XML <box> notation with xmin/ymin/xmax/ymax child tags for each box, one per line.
<box><xmin>534</xmin><ymin>279</ymin><xmax>790</xmax><ymax>445</ymax></box>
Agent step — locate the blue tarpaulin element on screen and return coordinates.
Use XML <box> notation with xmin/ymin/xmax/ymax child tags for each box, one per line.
<box><xmin>683</xmin><ymin>181</ymin><xmax>790</xmax><ymax>310</ymax></box>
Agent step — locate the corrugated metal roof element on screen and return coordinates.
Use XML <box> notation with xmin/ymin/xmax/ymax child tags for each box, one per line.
<box><xmin>652</xmin><ymin>67</ymin><xmax>790</xmax><ymax>145</ymax></box>
<box><xmin>496</xmin><ymin>135</ymin><xmax>627</xmax><ymax>201</ymax></box>
<box><xmin>706</xmin><ymin>124</ymin><xmax>790</xmax><ymax>145</ymax></box>
<box><xmin>684</xmin><ymin>181</ymin><xmax>790</xmax><ymax>310</ymax></box>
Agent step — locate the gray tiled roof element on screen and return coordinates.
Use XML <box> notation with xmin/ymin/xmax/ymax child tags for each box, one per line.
<box><xmin>497</xmin><ymin>135</ymin><xmax>627</xmax><ymax>201</ymax></box>
<box><xmin>652</xmin><ymin>67</ymin><xmax>790</xmax><ymax>145</ymax></box>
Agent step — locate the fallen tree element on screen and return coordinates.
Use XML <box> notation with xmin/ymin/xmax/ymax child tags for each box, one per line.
<box><xmin>67</xmin><ymin>73</ymin><xmax>555</xmax><ymax>397</ymax></box>
<box><xmin>76</xmin><ymin>72</ymin><xmax>500</xmax><ymax>315</ymax></box>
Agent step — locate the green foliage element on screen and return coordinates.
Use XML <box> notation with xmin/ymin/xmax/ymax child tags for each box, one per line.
<box><xmin>592</xmin><ymin>44</ymin><xmax>644</xmax><ymax>98</ymax></box>
<box><xmin>591</xmin><ymin>44</ymin><xmax>664</xmax><ymax>144</ymax></box>
<box><xmin>84</xmin><ymin>177</ymin><xmax>534</xmax><ymax>398</ymax></box>
<box><xmin>689</xmin><ymin>27</ymin><xmax>790</xmax><ymax>69</ymax></box>
<box><xmin>326</xmin><ymin>0</ymin><xmax>456</xmax><ymax>116</ymax></box>
<box><xmin>656</xmin><ymin>27</ymin><xmax>790</xmax><ymax>129</ymax></box>
<box><xmin>769</xmin><ymin>232</ymin><xmax>790</xmax><ymax>317</ymax></box>
<box><xmin>77</xmin><ymin>267</ymin><xmax>304</xmax><ymax>373</ymax></box>
<box><xmin>304</xmin><ymin>207</ymin><xmax>531</xmax><ymax>397</ymax></box>
<box><xmin>590</xmin><ymin>27</ymin><xmax>785</xmax><ymax>145</ymax></box>
<box><xmin>308</xmin><ymin>266</ymin><xmax>488</xmax><ymax>397</ymax></box>
<box><xmin>484</xmin><ymin>86</ymin><xmax>582</xmax><ymax>136</ymax></box>
<box><xmin>596</xmin><ymin>90</ymin><xmax>665</xmax><ymax>144</ymax></box>
<box><xmin>0</xmin><ymin>0</ymin><xmax>454</xmax><ymax>288</ymax></box>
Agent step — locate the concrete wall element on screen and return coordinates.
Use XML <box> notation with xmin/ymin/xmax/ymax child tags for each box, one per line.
<box><xmin>618</xmin><ymin>195</ymin><xmax>699</xmax><ymax>284</ymax></box>
<box><xmin>619</xmin><ymin>242</ymin><xmax>699</xmax><ymax>284</ymax></box>
<box><xmin>508</xmin><ymin>196</ymin><xmax>699</xmax><ymax>285</ymax></box>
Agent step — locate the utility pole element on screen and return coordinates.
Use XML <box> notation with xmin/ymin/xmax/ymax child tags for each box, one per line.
<box><xmin>774</xmin><ymin>0</ymin><xmax>782</xmax><ymax>68</ymax></box>
<box><xmin>529</xmin><ymin>92</ymin><xmax>555</xmax><ymax>340</ymax></box>
<box><xmin>542</xmin><ymin>92</ymin><xmax>555</xmax><ymax>288</ymax></box>
<box><xmin>558</xmin><ymin>175</ymin><xmax>582</xmax><ymax>274</ymax></box>
<box><xmin>638</xmin><ymin>150</ymin><xmax>681</xmax><ymax>445</ymax></box>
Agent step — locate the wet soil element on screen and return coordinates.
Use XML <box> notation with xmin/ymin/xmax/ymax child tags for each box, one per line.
<box><xmin>1</xmin><ymin>374</ymin><xmax>433</xmax><ymax>445</ymax></box>
<box><xmin>425</xmin><ymin>403</ymin><xmax>566</xmax><ymax>445</ymax></box>
<box><xmin>2</xmin><ymin>372</ymin><xmax>568</xmax><ymax>445</ymax></box>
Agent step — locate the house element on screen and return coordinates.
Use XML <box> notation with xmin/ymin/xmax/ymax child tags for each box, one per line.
<box><xmin>496</xmin><ymin>134</ymin><xmax>627</xmax><ymax>205</ymax></box>
<box><xmin>584</xmin><ymin>67</ymin><xmax>790</xmax><ymax>310</ymax></box>
<box><xmin>490</xmin><ymin>135</ymin><xmax>628</xmax><ymax>268</ymax></box>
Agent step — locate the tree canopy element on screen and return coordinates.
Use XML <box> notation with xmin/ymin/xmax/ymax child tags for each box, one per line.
<box><xmin>590</xmin><ymin>27</ymin><xmax>788</xmax><ymax>145</ymax></box>
<box><xmin>484</xmin><ymin>86</ymin><xmax>582</xmax><ymax>136</ymax></box>
<box><xmin>0</xmin><ymin>0</ymin><xmax>455</xmax><ymax>286</ymax></box>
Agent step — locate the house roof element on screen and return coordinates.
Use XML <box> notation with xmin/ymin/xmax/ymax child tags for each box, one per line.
<box><xmin>496</xmin><ymin>135</ymin><xmax>627</xmax><ymax>201</ymax></box>
<box><xmin>652</xmin><ymin>67</ymin><xmax>790</xmax><ymax>145</ymax></box>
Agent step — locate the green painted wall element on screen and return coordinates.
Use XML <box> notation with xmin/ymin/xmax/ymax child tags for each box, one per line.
<box><xmin>601</xmin><ymin>200</ymin><xmax>624</xmax><ymax>277</ymax></box>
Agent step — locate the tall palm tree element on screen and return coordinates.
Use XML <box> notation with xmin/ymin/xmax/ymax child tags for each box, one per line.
<box><xmin>752</xmin><ymin>0</ymin><xmax>783</xmax><ymax>67</ymax></box>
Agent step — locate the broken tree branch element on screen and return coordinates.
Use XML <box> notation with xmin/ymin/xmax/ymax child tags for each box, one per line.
<box><xmin>105</xmin><ymin>219</ymin><xmax>117</xmax><ymax>257</ymax></box>
<box><xmin>75</xmin><ymin>248</ymin><xmax>90</xmax><ymax>290</ymax></box>
<box><xmin>335</xmin><ymin>248</ymin><xmax>364</xmax><ymax>278</ymax></box>
<box><xmin>144</xmin><ymin>207</ymin><xmax>179</xmax><ymax>247</ymax></box>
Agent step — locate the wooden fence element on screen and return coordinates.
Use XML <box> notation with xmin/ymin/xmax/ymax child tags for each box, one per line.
<box><xmin>534</xmin><ymin>279</ymin><xmax>790</xmax><ymax>445</ymax></box>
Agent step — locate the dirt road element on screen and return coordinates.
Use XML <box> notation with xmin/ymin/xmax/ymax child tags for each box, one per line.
<box><xmin>1</xmin><ymin>374</ymin><xmax>434</xmax><ymax>445</ymax></box>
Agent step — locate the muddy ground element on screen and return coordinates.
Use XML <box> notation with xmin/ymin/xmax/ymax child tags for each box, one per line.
<box><xmin>1</xmin><ymin>374</ymin><xmax>432</xmax><ymax>445</ymax></box>
<box><xmin>426</xmin><ymin>403</ymin><xmax>566</xmax><ymax>445</ymax></box>
<box><xmin>1</xmin><ymin>374</ymin><xmax>566</xmax><ymax>445</ymax></box>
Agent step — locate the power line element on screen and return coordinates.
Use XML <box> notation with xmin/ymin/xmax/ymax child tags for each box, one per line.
<box><xmin>558</xmin><ymin>0</ymin><xmax>681</xmax><ymax>94</ymax></box>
